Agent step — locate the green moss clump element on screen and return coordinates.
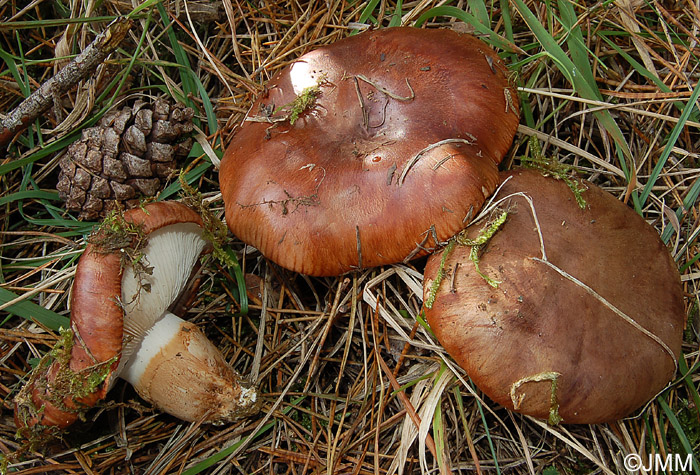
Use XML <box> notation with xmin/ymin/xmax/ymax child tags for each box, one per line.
<box><xmin>88</xmin><ymin>205</ymin><xmax>153</xmax><ymax>294</ymax></box>
<box><xmin>522</xmin><ymin>137</ymin><xmax>588</xmax><ymax>209</ymax></box>
<box><xmin>455</xmin><ymin>210</ymin><xmax>508</xmax><ymax>288</ymax></box>
<box><xmin>424</xmin><ymin>240</ymin><xmax>455</xmax><ymax>310</ymax></box>
<box><xmin>14</xmin><ymin>328</ymin><xmax>117</xmax><ymax>448</ymax></box>
<box><xmin>425</xmin><ymin>211</ymin><xmax>508</xmax><ymax>309</ymax></box>
<box><xmin>178</xmin><ymin>172</ymin><xmax>234</xmax><ymax>268</ymax></box>
<box><xmin>25</xmin><ymin>328</ymin><xmax>109</xmax><ymax>412</ymax></box>
<box><xmin>89</xmin><ymin>205</ymin><xmax>147</xmax><ymax>254</ymax></box>
<box><xmin>38</xmin><ymin>329</ymin><xmax>116</xmax><ymax>408</ymax></box>
<box><xmin>285</xmin><ymin>84</ymin><xmax>321</xmax><ymax>125</ymax></box>
<box><xmin>666</xmin><ymin>398</ymin><xmax>700</xmax><ymax>458</ymax></box>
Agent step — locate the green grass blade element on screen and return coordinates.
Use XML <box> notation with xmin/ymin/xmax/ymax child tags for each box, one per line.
<box><xmin>192</xmin><ymin>74</ymin><xmax>218</xmax><ymax>134</ymax></box>
<box><xmin>13</xmin><ymin>31</ymin><xmax>30</xmax><ymax>98</ymax></box>
<box><xmin>415</xmin><ymin>310</ymin><xmax>434</xmax><ymax>337</ymax></box>
<box><xmin>638</xmin><ymin>82</ymin><xmax>700</xmax><ymax>208</ymax></box>
<box><xmin>181</xmin><ymin>396</ymin><xmax>305</xmax><ymax>474</ymax></box>
<box><xmin>388</xmin><ymin>0</ymin><xmax>403</xmax><ymax>27</ymax></box>
<box><xmin>181</xmin><ymin>420</ymin><xmax>276</xmax><ymax>474</ymax></box>
<box><xmin>661</xmin><ymin>175</ymin><xmax>700</xmax><ymax>243</ymax></box>
<box><xmin>0</xmin><ymin>190</ymin><xmax>59</xmax><ymax>207</ymax></box>
<box><xmin>0</xmin><ymin>287</ymin><xmax>69</xmax><ymax>330</ymax></box>
<box><xmin>474</xmin><ymin>377</ymin><xmax>501</xmax><ymax>474</ymax></box>
<box><xmin>657</xmin><ymin>396</ymin><xmax>700</xmax><ymax>475</ymax></box>
<box><xmin>0</xmin><ymin>131</ymin><xmax>80</xmax><ymax>176</ymax></box>
<box><xmin>557</xmin><ymin>0</ymin><xmax>601</xmax><ymax>98</ymax></box>
<box><xmin>157</xmin><ymin>3</ymin><xmax>198</xmax><ymax>110</ymax></box>
<box><xmin>677</xmin><ymin>356</ymin><xmax>700</xmax><ymax>421</ymax></box>
<box><xmin>598</xmin><ymin>34</ymin><xmax>660</xmax><ymax>83</ymax></box>
<box><xmin>469</xmin><ymin>0</ymin><xmax>490</xmax><ymax>27</ymax></box>
<box><xmin>433</xmin><ymin>393</ymin><xmax>447</xmax><ymax>472</ymax></box>
<box><xmin>11</xmin><ymin>197</ymin><xmax>95</xmax><ymax>231</ymax></box>
<box><xmin>104</xmin><ymin>13</ymin><xmax>152</xmax><ymax>110</ymax></box>
<box><xmin>510</xmin><ymin>0</ymin><xmax>633</xmax><ymax>168</ymax></box>
<box><xmin>126</xmin><ymin>0</ymin><xmax>162</xmax><ymax>19</ymax></box>
<box><xmin>0</xmin><ymin>16</ymin><xmax>119</xmax><ymax>31</ymax></box>
<box><xmin>223</xmin><ymin>247</ymin><xmax>249</xmax><ymax>317</ymax></box>
<box><xmin>452</xmin><ymin>385</ymin><xmax>482</xmax><ymax>472</ymax></box>
<box><xmin>413</xmin><ymin>6</ymin><xmax>516</xmax><ymax>53</ymax></box>
<box><xmin>0</xmin><ymin>46</ymin><xmax>29</xmax><ymax>96</ymax></box>
<box><xmin>158</xmin><ymin>161</ymin><xmax>211</xmax><ymax>200</ymax></box>
<box><xmin>679</xmin><ymin>252</ymin><xmax>700</xmax><ymax>273</ymax></box>
<box><xmin>597</xmin><ymin>33</ymin><xmax>693</xmax><ymax>117</ymax></box>
<box><xmin>644</xmin><ymin>415</ymin><xmax>660</xmax><ymax>454</ymax></box>
<box><xmin>391</xmin><ymin>372</ymin><xmax>433</xmax><ymax>395</ymax></box>
<box><xmin>358</xmin><ymin>0</ymin><xmax>381</xmax><ymax>25</ymax></box>
<box><xmin>499</xmin><ymin>0</ymin><xmax>514</xmax><ymax>43</ymax></box>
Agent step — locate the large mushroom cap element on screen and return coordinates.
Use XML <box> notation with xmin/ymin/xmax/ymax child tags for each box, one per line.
<box><xmin>220</xmin><ymin>27</ymin><xmax>519</xmax><ymax>276</ymax></box>
<box><xmin>423</xmin><ymin>169</ymin><xmax>685</xmax><ymax>424</ymax></box>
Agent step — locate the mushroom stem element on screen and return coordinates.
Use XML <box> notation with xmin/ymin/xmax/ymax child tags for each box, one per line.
<box><xmin>121</xmin><ymin>311</ymin><xmax>259</xmax><ymax>423</ymax></box>
<box><xmin>119</xmin><ymin>312</ymin><xmax>258</xmax><ymax>422</ymax></box>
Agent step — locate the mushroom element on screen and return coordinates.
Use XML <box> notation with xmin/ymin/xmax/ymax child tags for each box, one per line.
<box><xmin>15</xmin><ymin>201</ymin><xmax>258</xmax><ymax>434</ymax></box>
<box><xmin>422</xmin><ymin>168</ymin><xmax>685</xmax><ymax>424</ymax></box>
<box><xmin>219</xmin><ymin>27</ymin><xmax>519</xmax><ymax>276</ymax></box>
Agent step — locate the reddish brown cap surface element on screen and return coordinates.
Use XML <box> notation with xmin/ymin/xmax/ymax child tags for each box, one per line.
<box><xmin>14</xmin><ymin>201</ymin><xmax>203</xmax><ymax>433</ymax></box>
<box><xmin>220</xmin><ymin>27</ymin><xmax>519</xmax><ymax>276</ymax></box>
<box><xmin>423</xmin><ymin>169</ymin><xmax>685</xmax><ymax>424</ymax></box>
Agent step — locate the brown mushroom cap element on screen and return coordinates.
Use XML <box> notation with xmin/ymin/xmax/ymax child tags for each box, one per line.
<box><xmin>423</xmin><ymin>169</ymin><xmax>685</xmax><ymax>424</ymax></box>
<box><xmin>220</xmin><ymin>27</ymin><xmax>519</xmax><ymax>276</ymax></box>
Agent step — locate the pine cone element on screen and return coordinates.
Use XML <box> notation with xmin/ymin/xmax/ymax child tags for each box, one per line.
<box><xmin>56</xmin><ymin>99</ymin><xmax>194</xmax><ymax>220</ymax></box>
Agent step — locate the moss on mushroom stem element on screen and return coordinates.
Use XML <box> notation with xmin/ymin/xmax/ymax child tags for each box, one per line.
<box><xmin>35</xmin><ymin>329</ymin><xmax>116</xmax><ymax>406</ymax></box>
<box><xmin>14</xmin><ymin>202</ymin><xmax>218</xmax><ymax>438</ymax></box>
<box><xmin>89</xmin><ymin>206</ymin><xmax>154</xmax><ymax>294</ymax></box>
<box><xmin>14</xmin><ymin>328</ymin><xmax>117</xmax><ymax>442</ymax></box>
<box><xmin>89</xmin><ymin>206</ymin><xmax>148</xmax><ymax>252</ymax></box>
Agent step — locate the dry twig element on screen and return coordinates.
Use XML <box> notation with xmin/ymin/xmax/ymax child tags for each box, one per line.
<box><xmin>0</xmin><ymin>17</ymin><xmax>131</xmax><ymax>151</ymax></box>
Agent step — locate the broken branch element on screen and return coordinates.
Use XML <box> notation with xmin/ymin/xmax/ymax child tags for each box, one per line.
<box><xmin>0</xmin><ymin>17</ymin><xmax>132</xmax><ymax>151</ymax></box>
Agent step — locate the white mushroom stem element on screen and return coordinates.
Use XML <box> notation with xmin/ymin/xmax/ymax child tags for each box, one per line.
<box><xmin>121</xmin><ymin>311</ymin><xmax>258</xmax><ymax>423</ymax></box>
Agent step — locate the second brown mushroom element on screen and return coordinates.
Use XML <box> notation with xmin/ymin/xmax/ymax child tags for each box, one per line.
<box><xmin>422</xmin><ymin>169</ymin><xmax>685</xmax><ymax>424</ymax></box>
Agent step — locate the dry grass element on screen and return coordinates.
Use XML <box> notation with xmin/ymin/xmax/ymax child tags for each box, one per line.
<box><xmin>0</xmin><ymin>0</ymin><xmax>699</xmax><ymax>474</ymax></box>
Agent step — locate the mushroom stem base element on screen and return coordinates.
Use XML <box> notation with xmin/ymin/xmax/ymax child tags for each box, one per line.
<box><xmin>121</xmin><ymin>312</ymin><xmax>259</xmax><ymax>423</ymax></box>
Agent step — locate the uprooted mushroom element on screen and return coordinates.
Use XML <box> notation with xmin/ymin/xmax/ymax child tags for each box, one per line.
<box><xmin>423</xmin><ymin>168</ymin><xmax>685</xmax><ymax>424</ymax></box>
<box><xmin>14</xmin><ymin>201</ymin><xmax>259</xmax><ymax>436</ymax></box>
<box><xmin>219</xmin><ymin>27</ymin><xmax>520</xmax><ymax>276</ymax></box>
